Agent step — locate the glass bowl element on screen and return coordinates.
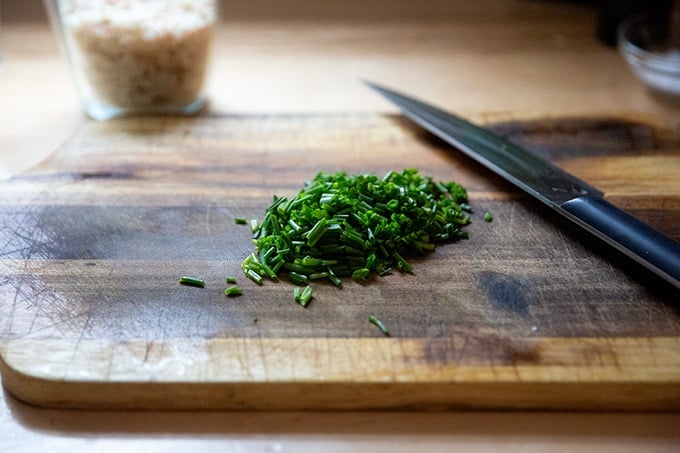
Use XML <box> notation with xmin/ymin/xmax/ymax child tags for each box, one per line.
<box><xmin>617</xmin><ymin>13</ymin><xmax>680</xmax><ymax>100</ymax></box>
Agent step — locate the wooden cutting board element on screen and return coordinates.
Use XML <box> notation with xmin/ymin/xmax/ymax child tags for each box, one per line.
<box><xmin>0</xmin><ymin>113</ymin><xmax>679</xmax><ymax>410</ymax></box>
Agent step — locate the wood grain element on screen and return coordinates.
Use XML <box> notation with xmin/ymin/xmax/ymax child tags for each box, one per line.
<box><xmin>0</xmin><ymin>113</ymin><xmax>679</xmax><ymax>410</ymax></box>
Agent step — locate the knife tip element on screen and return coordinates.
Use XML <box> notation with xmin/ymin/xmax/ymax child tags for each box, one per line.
<box><xmin>360</xmin><ymin>78</ymin><xmax>375</xmax><ymax>87</ymax></box>
<box><xmin>360</xmin><ymin>78</ymin><xmax>384</xmax><ymax>91</ymax></box>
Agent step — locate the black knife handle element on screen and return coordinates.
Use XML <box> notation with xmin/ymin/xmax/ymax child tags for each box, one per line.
<box><xmin>561</xmin><ymin>196</ymin><xmax>680</xmax><ymax>289</ymax></box>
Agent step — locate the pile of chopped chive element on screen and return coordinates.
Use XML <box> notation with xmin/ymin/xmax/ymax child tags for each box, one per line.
<box><xmin>241</xmin><ymin>169</ymin><xmax>471</xmax><ymax>287</ymax></box>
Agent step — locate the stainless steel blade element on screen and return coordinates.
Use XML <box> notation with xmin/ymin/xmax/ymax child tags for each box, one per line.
<box><xmin>366</xmin><ymin>81</ymin><xmax>603</xmax><ymax>207</ymax></box>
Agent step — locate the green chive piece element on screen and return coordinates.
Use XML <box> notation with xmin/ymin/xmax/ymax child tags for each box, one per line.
<box><xmin>295</xmin><ymin>285</ymin><xmax>313</xmax><ymax>307</ymax></box>
<box><xmin>226</xmin><ymin>276</ymin><xmax>237</xmax><ymax>284</ymax></box>
<box><xmin>305</xmin><ymin>218</ymin><xmax>329</xmax><ymax>247</ymax></box>
<box><xmin>250</xmin><ymin>219</ymin><xmax>259</xmax><ymax>232</ymax></box>
<box><xmin>235</xmin><ymin>217</ymin><xmax>247</xmax><ymax>225</ymax></box>
<box><xmin>326</xmin><ymin>267</ymin><xmax>343</xmax><ymax>288</ymax></box>
<box><xmin>179</xmin><ymin>276</ymin><xmax>205</xmax><ymax>288</ymax></box>
<box><xmin>224</xmin><ymin>285</ymin><xmax>243</xmax><ymax>297</ymax></box>
<box><xmin>245</xmin><ymin>269</ymin><xmax>263</xmax><ymax>285</ymax></box>
<box><xmin>301</xmin><ymin>285</ymin><xmax>313</xmax><ymax>302</ymax></box>
<box><xmin>369</xmin><ymin>315</ymin><xmax>390</xmax><ymax>336</ymax></box>
<box><xmin>288</xmin><ymin>271</ymin><xmax>309</xmax><ymax>285</ymax></box>
<box><xmin>351</xmin><ymin>267</ymin><xmax>370</xmax><ymax>282</ymax></box>
<box><xmin>484</xmin><ymin>212</ymin><xmax>493</xmax><ymax>222</ymax></box>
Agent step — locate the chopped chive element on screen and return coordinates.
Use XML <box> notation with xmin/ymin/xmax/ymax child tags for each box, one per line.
<box><xmin>378</xmin><ymin>266</ymin><xmax>392</xmax><ymax>276</ymax></box>
<box><xmin>414</xmin><ymin>240</ymin><xmax>435</xmax><ymax>251</ymax></box>
<box><xmin>272</xmin><ymin>260</ymin><xmax>285</xmax><ymax>273</ymax></box>
<box><xmin>369</xmin><ymin>315</ymin><xmax>390</xmax><ymax>336</ymax></box>
<box><xmin>326</xmin><ymin>267</ymin><xmax>343</xmax><ymax>288</ymax></box>
<box><xmin>484</xmin><ymin>212</ymin><xmax>493</xmax><ymax>222</ymax></box>
<box><xmin>295</xmin><ymin>285</ymin><xmax>313</xmax><ymax>307</ymax></box>
<box><xmin>351</xmin><ymin>267</ymin><xmax>370</xmax><ymax>282</ymax></box>
<box><xmin>301</xmin><ymin>257</ymin><xmax>337</xmax><ymax>267</ymax></box>
<box><xmin>283</xmin><ymin>262</ymin><xmax>318</xmax><ymax>274</ymax></box>
<box><xmin>226</xmin><ymin>276</ymin><xmax>237</xmax><ymax>284</ymax></box>
<box><xmin>365</xmin><ymin>253</ymin><xmax>376</xmax><ymax>270</ymax></box>
<box><xmin>288</xmin><ymin>271</ymin><xmax>309</xmax><ymax>285</ymax></box>
<box><xmin>245</xmin><ymin>269</ymin><xmax>263</xmax><ymax>285</ymax></box>
<box><xmin>235</xmin><ymin>217</ymin><xmax>247</xmax><ymax>225</ymax></box>
<box><xmin>305</xmin><ymin>218</ymin><xmax>329</xmax><ymax>247</ymax></box>
<box><xmin>250</xmin><ymin>219</ymin><xmax>259</xmax><ymax>232</ymax></box>
<box><xmin>178</xmin><ymin>276</ymin><xmax>205</xmax><ymax>288</ymax></box>
<box><xmin>301</xmin><ymin>284</ymin><xmax>313</xmax><ymax>298</ymax></box>
<box><xmin>259</xmin><ymin>261</ymin><xmax>278</xmax><ymax>280</ymax></box>
<box><xmin>224</xmin><ymin>285</ymin><xmax>243</xmax><ymax>297</ymax></box>
<box><xmin>241</xmin><ymin>169</ymin><xmax>471</xmax><ymax>288</ymax></box>
<box><xmin>392</xmin><ymin>251</ymin><xmax>413</xmax><ymax>273</ymax></box>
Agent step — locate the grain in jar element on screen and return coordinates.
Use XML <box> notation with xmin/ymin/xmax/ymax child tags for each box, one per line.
<box><xmin>51</xmin><ymin>0</ymin><xmax>216</xmax><ymax>119</ymax></box>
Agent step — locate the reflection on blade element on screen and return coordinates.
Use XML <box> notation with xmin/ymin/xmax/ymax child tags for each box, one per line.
<box><xmin>365</xmin><ymin>81</ymin><xmax>602</xmax><ymax>207</ymax></box>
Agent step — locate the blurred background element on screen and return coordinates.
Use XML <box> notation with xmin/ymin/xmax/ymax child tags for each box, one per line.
<box><xmin>5</xmin><ymin>1</ymin><xmax>604</xmax><ymax>22</ymax></box>
<box><xmin>0</xmin><ymin>0</ymin><xmax>677</xmax><ymax>177</ymax></box>
<box><xmin>1</xmin><ymin>0</ymin><xmax>669</xmax><ymax>31</ymax></box>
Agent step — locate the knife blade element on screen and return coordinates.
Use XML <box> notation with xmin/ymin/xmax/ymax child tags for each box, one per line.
<box><xmin>366</xmin><ymin>81</ymin><xmax>680</xmax><ymax>290</ymax></box>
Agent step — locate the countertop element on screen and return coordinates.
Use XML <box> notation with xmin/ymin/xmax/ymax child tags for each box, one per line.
<box><xmin>1</xmin><ymin>0</ymin><xmax>679</xmax><ymax>451</ymax></box>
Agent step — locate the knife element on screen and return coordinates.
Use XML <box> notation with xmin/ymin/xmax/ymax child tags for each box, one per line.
<box><xmin>366</xmin><ymin>81</ymin><xmax>680</xmax><ymax>290</ymax></box>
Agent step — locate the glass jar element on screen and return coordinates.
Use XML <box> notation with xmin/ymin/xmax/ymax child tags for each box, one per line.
<box><xmin>44</xmin><ymin>0</ymin><xmax>216</xmax><ymax>120</ymax></box>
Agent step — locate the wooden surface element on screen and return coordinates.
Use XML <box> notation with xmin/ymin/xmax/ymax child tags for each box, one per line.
<box><xmin>2</xmin><ymin>0</ymin><xmax>680</xmax><ymax>450</ymax></box>
<box><xmin>1</xmin><ymin>113</ymin><xmax>678</xmax><ymax>410</ymax></box>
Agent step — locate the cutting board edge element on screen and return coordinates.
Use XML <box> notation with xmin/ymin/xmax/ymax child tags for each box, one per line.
<box><xmin>2</xmin><ymin>336</ymin><xmax>679</xmax><ymax>411</ymax></box>
<box><xmin>3</xmin><ymin>367</ymin><xmax>679</xmax><ymax>412</ymax></box>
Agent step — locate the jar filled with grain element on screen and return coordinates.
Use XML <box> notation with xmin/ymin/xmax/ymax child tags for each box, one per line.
<box><xmin>44</xmin><ymin>0</ymin><xmax>216</xmax><ymax>120</ymax></box>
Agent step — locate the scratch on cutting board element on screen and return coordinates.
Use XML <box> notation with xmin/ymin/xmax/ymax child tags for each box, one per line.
<box><xmin>4</xmin><ymin>271</ymin><xmax>22</xmax><ymax>338</ymax></box>
<box><xmin>556</xmin><ymin>228</ymin><xmax>577</xmax><ymax>270</ymax></box>
<box><xmin>234</xmin><ymin>339</ymin><xmax>255</xmax><ymax>381</ymax></box>
<box><xmin>143</xmin><ymin>341</ymin><xmax>154</xmax><ymax>363</ymax></box>
<box><xmin>205</xmin><ymin>204</ymin><xmax>213</xmax><ymax>235</ymax></box>
<box><xmin>74</xmin><ymin>306</ymin><xmax>93</xmax><ymax>351</ymax></box>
